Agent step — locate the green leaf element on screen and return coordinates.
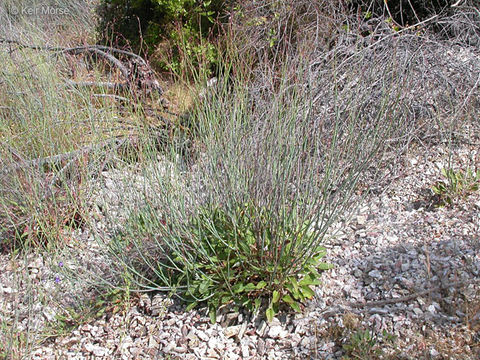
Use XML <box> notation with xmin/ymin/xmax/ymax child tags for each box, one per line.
<box><xmin>254</xmin><ymin>298</ymin><xmax>261</xmax><ymax>311</ymax></box>
<box><xmin>290</xmin><ymin>287</ymin><xmax>301</xmax><ymax>300</ymax></box>
<box><xmin>266</xmin><ymin>306</ymin><xmax>275</xmax><ymax>322</ymax></box>
<box><xmin>307</xmin><ymin>266</ymin><xmax>321</xmax><ymax>279</ymax></box>
<box><xmin>199</xmin><ymin>280</ymin><xmax>210</xmax><ymax>294</ymax></box>
<box><xmin>299</xmin><ymin>274</ymin><xmax>321</xmax><ymax>287</ymax></box>
<box><xmin>256</xmin><ymin>281</ymin><xmax>267</xmax><ymax>289</ymax></box>
<box><xmin>314</xmin><ymin>246</ymin><xmax>327</xmax><ymax>256</ymax></box>
<box><xmin>186</xmin><ymin>301</ymin><xmax>198</xmax><ymax>311</ymax></box>
<box><xmin>244</xmin><ymin>283</ymin><xmax>257</xmax><ymax>292</ymax></box>
<box><xmin>241</xmin><ymin>297</ymin><xmax>251</xmax><ymax>307</ymax></box>
<box><xmin>272</xmin><ymin>290</ymin><xmax>280</xmax><ymax>304</ymax></box>
<box><xmin>300</xmin><ymin>286</ymin><xmax>315</xmax><ymax>299</ymax></box>
<box><xmin>289</xmin><ymin>277</ymin><xmax>299</xmax><ymax>292</ymax></box>
<box><xmin>282</xmin><ymin>294</ymin><xmax>294</xmax><ymax>304</ymax></box>
<box><xmin>221</xmin><ymin>295</ymin><xmax>232</xmax><ymax>305</ymax></box>
<box><xmin>232</xmin><ymin>283</ymin><xmax>244</xmax><ymax>293</ymax></box>
<box><xmin>288</xmin><ymin>302</ymin><xmax>301</xmax><ymax>312</ymax></box>
<box><xmin>209</xmin><ymin>307</ymin><xmax>217</xmax><ymax>324</ymax></box>
<box><xmin>317</xmin><ymin>262</ymin><xmax>333</xmax><ymax>270</ymax></box>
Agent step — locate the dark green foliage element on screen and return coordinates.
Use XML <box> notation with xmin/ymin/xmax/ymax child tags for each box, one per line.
<box><xmin>170</xmin><ymin>203</ymin><xmax>331</xmax><ymax>322</ymax></box>
<box><xmin>96</xmin><ymin>0</ymin><xmax>227</xmax><ymax>73</ymax></box>
<box><xmin>119</xmin><ymin>202</ymin><xmax>332</xmax><ymax>323</ymax></box>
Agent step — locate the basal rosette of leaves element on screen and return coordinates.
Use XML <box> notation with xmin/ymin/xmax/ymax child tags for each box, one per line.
<box><xmin>171</xmin><ymin>203</ymin><xmax>332</xmax><ymax>323</ymax></box>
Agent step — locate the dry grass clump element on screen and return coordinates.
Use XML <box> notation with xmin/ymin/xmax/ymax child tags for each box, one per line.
<box><xmin>0</xmin><ymin>1</ymin><xmax>149</xmax><ymax>251</ymax></box>
<box><xmin>224</xmin><ymin>0</ymin><xmax>479</xmax><ymax>154</ymax></box>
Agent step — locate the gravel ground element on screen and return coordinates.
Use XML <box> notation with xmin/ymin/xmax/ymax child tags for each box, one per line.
<box><xmin>1</xmin><ymin>141</ymin><xmax>479</xmax><ymax>359</ymax></box>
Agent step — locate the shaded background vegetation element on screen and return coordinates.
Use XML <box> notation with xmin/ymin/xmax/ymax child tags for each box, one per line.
<box><xmin>96</xmin><ymin>0</ymin><xmax>480</xmax><ymax>75</ymax></box>
<box><xmin>97</xmin><ymin>0</ymin><xmax>228</xmax><ymax>74</ymax></box>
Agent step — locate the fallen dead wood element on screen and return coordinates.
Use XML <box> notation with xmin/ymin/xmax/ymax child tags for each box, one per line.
<box><xmin>0</xmin><ymin>38</ymin><xmax>163</xmax><ymax>97</ymax></box>
<box><xmin>0</xmin><ymin>138</ymin><xmax>124</xmax><ymax>178</ymax></box>
<box><xmin>65</xmin><ymin>80</ymin><xmax>129</xmax><ymax>91</ymax></box>
<box><xmin>348</xmin><ymin>278</ymin><xmax>480</xmax><ymax>309</ymax></box>
<box><xmin>0</xmin><ymin>39</ymin><xmax>148</xmax><ymax>66</ymax></box>
<box><xmin>92</xmin><ymin>94</ymin><xmax>131</xmax><ymax>102</ymax></box>
<box><xmin>318</xmin><ymin>279</ymin><xmax>480</xmax><ymax>320</ymax></box>
<box><xmin>1</xmin><ymin>39</ymin><xmax>129</xmax><ymax>79</ymax></box>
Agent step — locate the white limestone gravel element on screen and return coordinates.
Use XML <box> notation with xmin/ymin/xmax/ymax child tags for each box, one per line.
<box><xmin>1</xmin><ymin>141</ymin><xmax>479</xmax><ymax>359</ymax></box>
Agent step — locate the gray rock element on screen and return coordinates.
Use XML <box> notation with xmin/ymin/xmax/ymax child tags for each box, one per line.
<box><xmin>224</xmin><ymin>325</ymin><xmax>242</xmax><ymax>339</ymax></box>
<box><xmin>257</xmin><ymin>320</ymin><xmax>268</xmax><ymax>337</ymax></box>
<box><xmin>268</xmin><ymin>325</ymin><xmax>288</xmax><ymax>339</ymax></box>
<box><xmin>368</xmin><ymin>269</ymin><xmax>382</xmax><ymax>279</ymax></box>
<box><xmin>413</xmin><ymin>308</ymin><xmax>423</xmax><ymax>316</ymax></box>
<box><xmin>257</xmin><ymin>338</ymin><xmax>266</xmax><ymax>356</ymax></box>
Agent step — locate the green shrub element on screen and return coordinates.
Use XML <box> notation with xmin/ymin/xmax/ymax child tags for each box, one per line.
<box><xmin>114</xmin><ymin>185</ymin><xmax>333</xmax><ymax>323</ymax></box>
<box><xmin>96</xmin><ymin>0</ymin><xmax>226</xmax><ymax>75</ymax></box>
<box><xmin>175</xmin><ymin>203</ymin><xmax>331</xmax><ymax>322</ymax></box>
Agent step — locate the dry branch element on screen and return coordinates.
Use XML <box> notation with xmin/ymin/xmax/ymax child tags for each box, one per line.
<box><xmin>0</xmin><ymin>138</ymin><xmax>124</xmax><ymax>178</ymax></box>
<box><xmin>0</xmin><ymin>38</ymin><xmax>147</xmax><ymax>66</ymax></box>
<box><xmin>65</xmin><ymin>80</ymin><xmax>129</xmax><ymax>91</ymax></box>
<box><xmin>0</xmin><ymin>38</ymin><xmax>163</xmax><ymax>97</ymax></box>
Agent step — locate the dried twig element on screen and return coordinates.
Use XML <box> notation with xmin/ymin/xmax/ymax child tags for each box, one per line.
<box><xmin>319</xmin><ymin>279</ymin><xmax>480</xmax><ymax>319</ymax></box>
<box><xmin>0</xmin><ymin>138</ymin><xmax>123</xmax><ymax>177</ymax></box>
<box><xmin>0</xmin><ymin>39</ymin><xmax>147</xmax><ymax>66</ymax></box>
<box><xmin>65</xmin><ymin>80</ymin><xmax>128</xmax><ymax>91</ymax></box>
<box><xmin>92</xmin><ymin>94</ymin><xmax>131</xmax><ymax>102</ymax></box>
<box><xmin>0</xmin><ymin>38</ymin><xmax>163</xmax><ymax>96</ymax></box>
<box><xmin>1</xmin><ymin>39</ymin><xmax>130</xmax><ymax>78</ymax></box>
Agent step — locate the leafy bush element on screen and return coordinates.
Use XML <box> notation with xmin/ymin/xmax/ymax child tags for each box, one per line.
<box><xmin>174</xmin><ymin>203</ymin><xmax>332</xmax><ymax>322</ymax></box>
<box><xmin>114</xmin><ymin>191</ymin><xmax>334</xmax><ymax>322</ymax></box>
<box><xmin>96</xmin><ymin>0</ymin><xmax>226</xmax><ymax>75</ymax></box>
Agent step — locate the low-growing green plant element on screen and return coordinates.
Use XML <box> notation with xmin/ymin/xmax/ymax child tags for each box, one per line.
<box><xmin>432</xmin><ymin>167</ymin><xmax>480</xmax><ymax>206</ymax></box>
<box><xmin>175</xmin><ymin>203</ymin><xmax>333</xmax><ymax>322</ymax></box>
<box><xmin>342</xmin><ymin>328</ymin><xmax>397</xmax><ymax>360</ymax></box>
<box><xmin>114</xmin><ymin>201</ymin><xmax>333</xmax><ymax>323</ymax></box>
